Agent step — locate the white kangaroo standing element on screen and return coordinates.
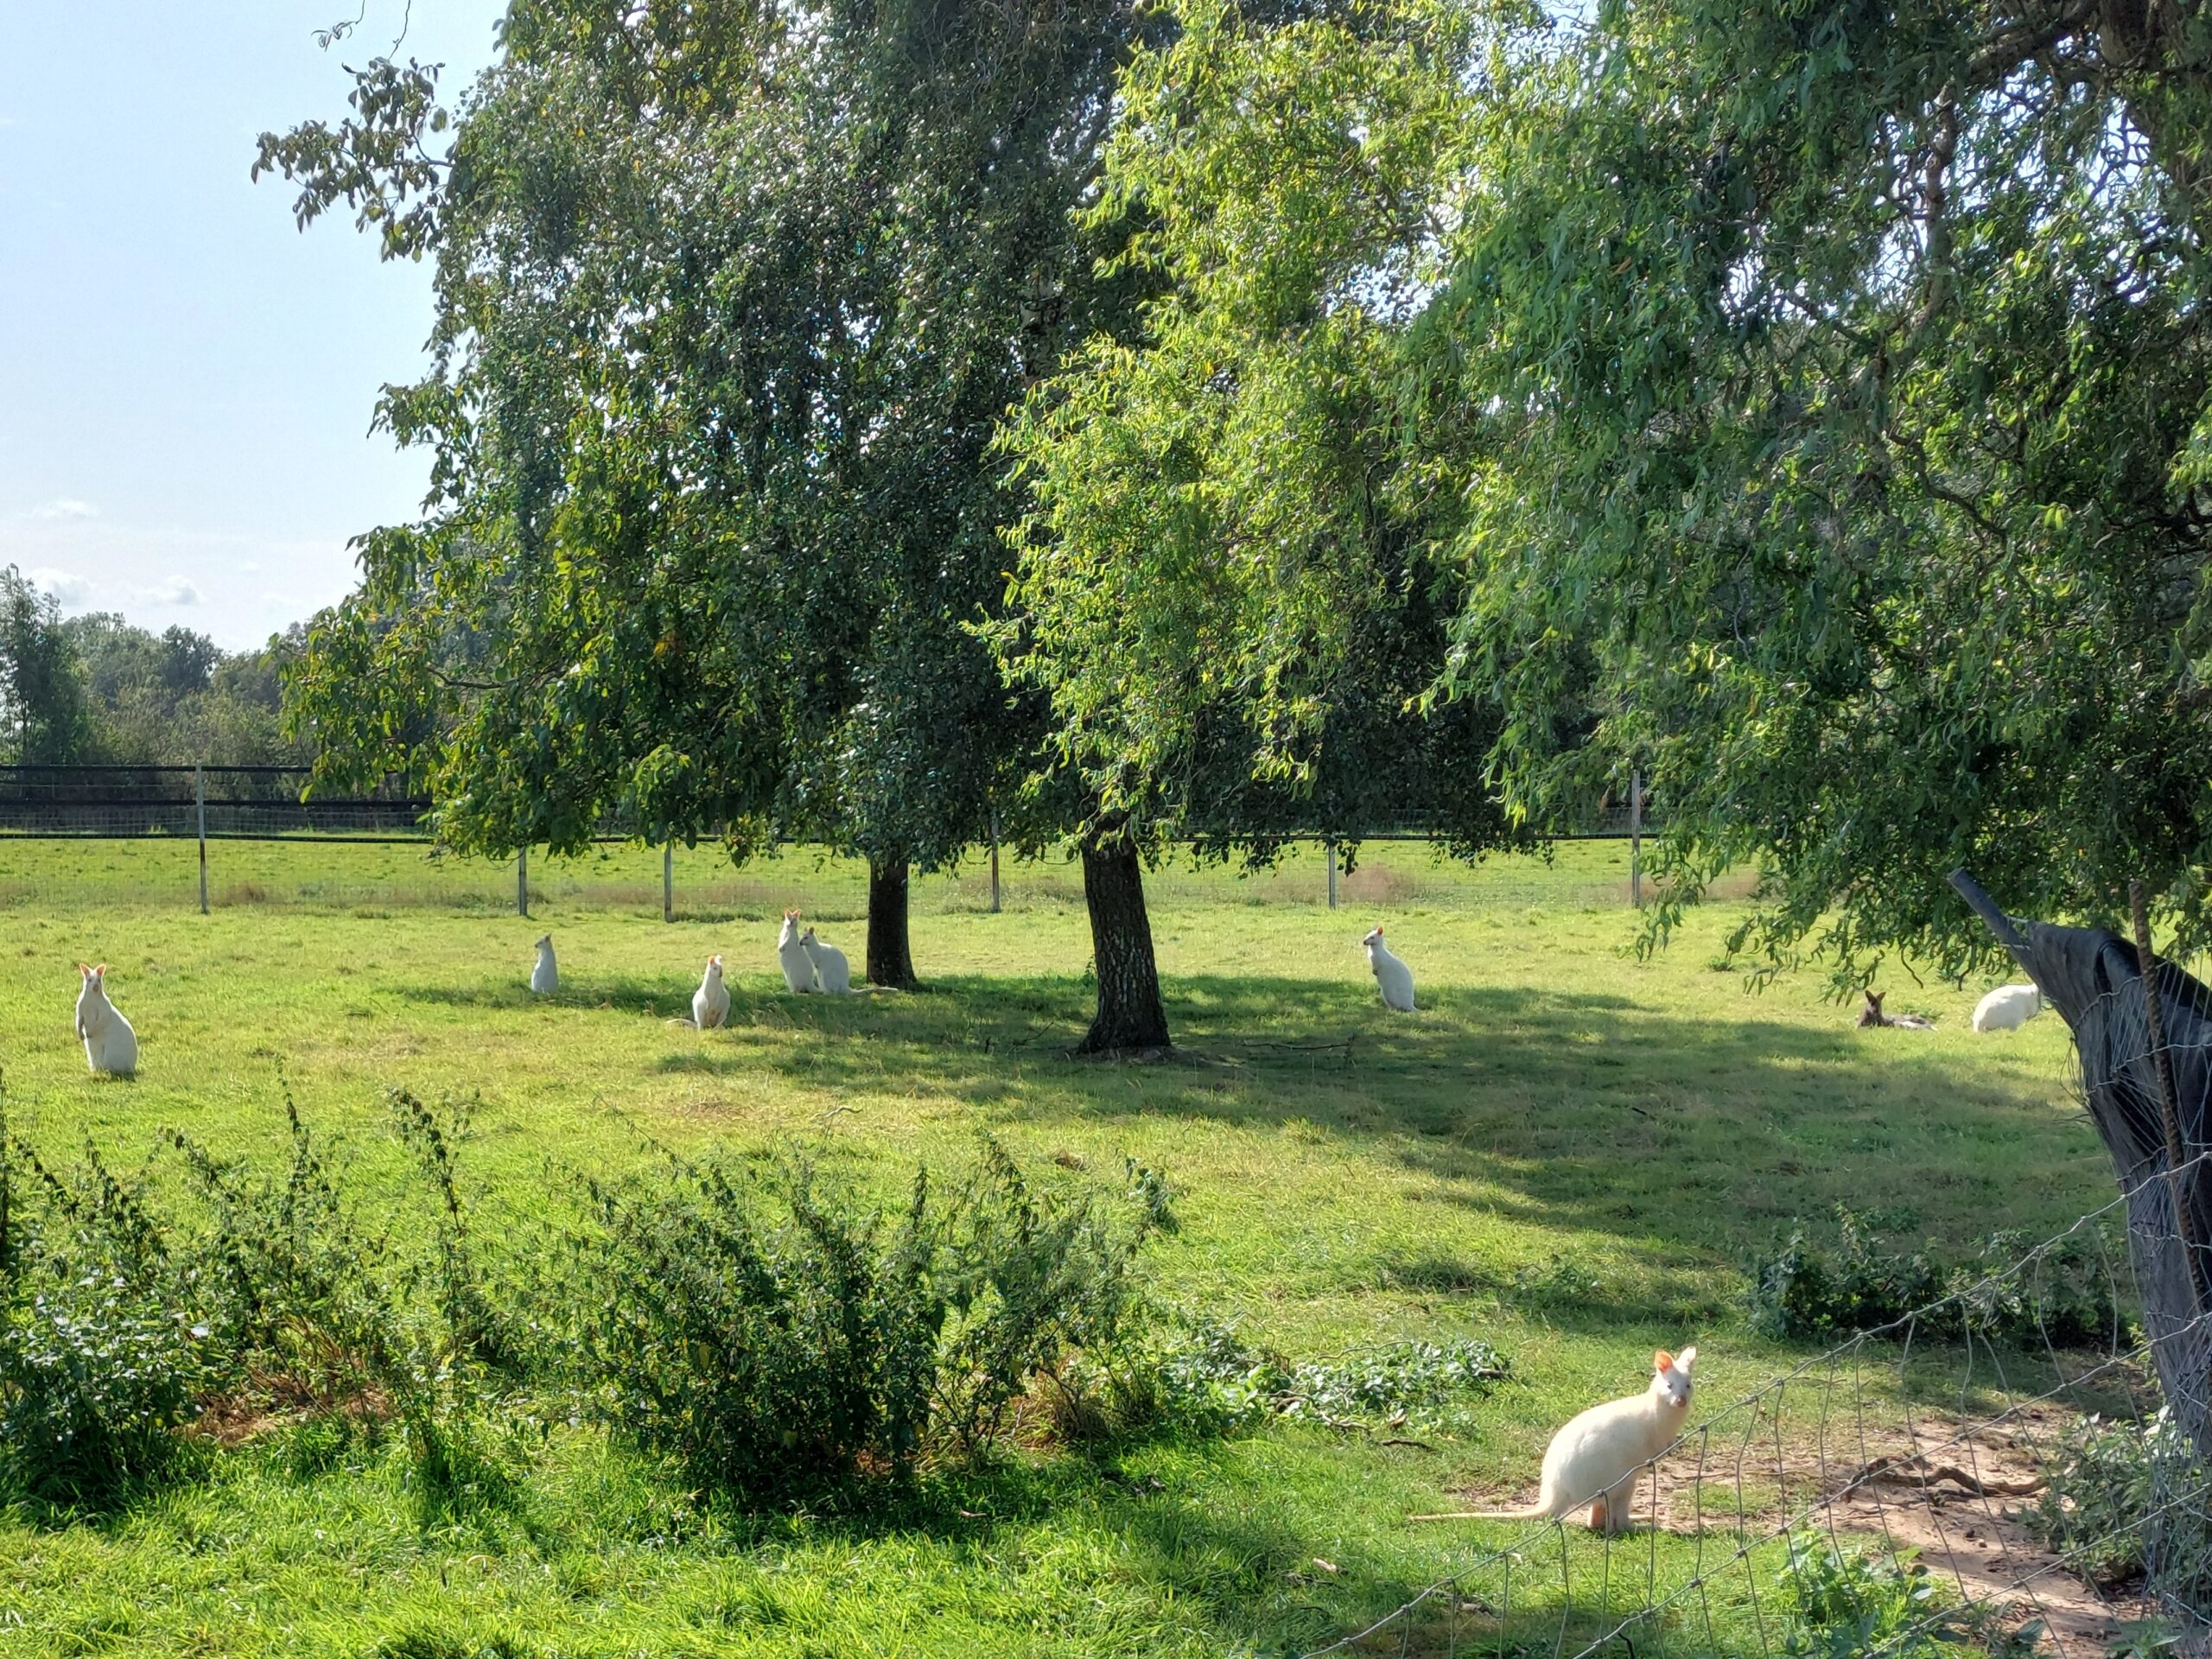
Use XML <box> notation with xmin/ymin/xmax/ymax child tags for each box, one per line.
<box><xmin>1363</xmin><ymin>925</ymin><xmax>1416</xmax><ymax>1012</ymax></box>
<box><xmin>75</xmin><ymin>963</ymin><xmax>138</xmax><ymax>1077</ymax></box>
<box><xmin>777</xmin><ymin>912</ymin><xmax>815</xmax><ymax>994</ymax></box>
<box><xmin>693</xmin><ymin>955</ymin><xmax>731</xmax><ymax>1029</ymax></box>
<box><xmin>1421</xmin><ymin>1347</ymin><xmax>1699</xmax><ymax>1535</ymax></box>
<box><xmin>1973</xmin><ymin>984</ymin><xmax>2043</xmax><ymax>1033</ymax></box>
<box><xmin>530</xmin><ymin>933</ymin><xmax>558</xmax><ymax>995</ymax></box>
<box><xmin>799</xmin><ymin>925</ymin><xmax>852</xmax><ymax>995</ymax></box>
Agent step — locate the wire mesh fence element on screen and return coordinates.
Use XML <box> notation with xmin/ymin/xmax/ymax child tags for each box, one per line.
<box><xmin>1296</xmin><ymin>969</ymin><xmax>2212</xmax><ymax>1659</ymax></box>
<box><xmin>0</xmin><ymin>764</ymin><xmax>429</xmax><ymax>838</ymax></box>
<box><xmin>0</xmin><ymin>765</ymin><xmax>1672</xmax><ymax>917</ymax></box>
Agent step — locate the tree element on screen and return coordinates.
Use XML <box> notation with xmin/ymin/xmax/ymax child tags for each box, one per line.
<box><xmin>60</xmin><ymin>614</ymin><xmax>308</xmax><ymax>766</ymax></box>
<box><xmin>262</xmin><ymin>0</ymin><xmax>1137</xmax><ymax>992</ymax></box>
<box><xmin>0</xmin><ymin>567</ymin><xmax>94</xmax><ymax>765</ymax></box>
<box><xmin>992</xmin><ymin>0</ymin><xmax>1529</xmax><ymax>1051</ymax></box>
<box><xmin>1395</xmin><ymin>1</ymin><xmax>2212</xmax><ymax>1451</ymax></box>
<box><xmin>1413</xmin><ymin>2</ymin><xmax>2212</xmax><ymax>983</ymax></box>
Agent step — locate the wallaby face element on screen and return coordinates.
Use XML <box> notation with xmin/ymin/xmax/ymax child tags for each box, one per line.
<box><xmin>1858</xmin><ymin>990</ymin><xmax>1886</xmax><ymax>1027</ymax></box>
<box><xmin>1649</xmin><ymin>1345</ymin><xmax>1695</xmax><ymax>1410</ymax></box>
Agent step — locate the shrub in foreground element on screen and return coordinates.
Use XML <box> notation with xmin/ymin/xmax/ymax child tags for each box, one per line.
<box><xmin>2029</xmin><ymin>1403</ymin><xmax>2212</xmax><ymax>1615</ymax></box>
<box><xmin>0</xmin><ymin>1146</ymin><xmax>214</xmax><ymax>1505</ymax></box>
<box><xmin>569</xmin><ymin>1138</ymin><xmax>1170</xmax><ymax>1501</ymax></box>
<box><xmin>1777</xmin><ymin>1535</ymin><xmax>1998</xmax><ymax>1658</ymax></box>
<box><xmin>0</xmin><ymin>1086</ymin><xmax>508</xmax><ymax>1512</ymax></box>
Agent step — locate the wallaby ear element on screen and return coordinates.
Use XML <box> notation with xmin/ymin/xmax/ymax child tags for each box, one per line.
<box><xmin>1677</xmin><ymin>1345</ymin><xmax>1698</xmax><ymax>1371</ymax></box>
<box><xmin>1654</xmin><ymin>1349</ymin><xmax>1675</xmax><ymax>1372</ymax></box>
<box><xmin>94</xmin><ymin>963</ymin><xmax>107</xmax><ymax>976</ymax></box>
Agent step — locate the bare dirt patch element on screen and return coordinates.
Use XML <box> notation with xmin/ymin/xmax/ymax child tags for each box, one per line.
<box><xmin>1432</xmin><ymin>1410</ymin><xmax>2157</xmax><ymax>1654</ymax></box>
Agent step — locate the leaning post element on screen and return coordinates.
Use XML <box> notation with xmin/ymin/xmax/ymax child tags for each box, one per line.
<box><xmin>195</xmin><ymin>764</ymin><xmax>209</xmax><ymax>915</ymax></box>
<box><xmin>517</xmin><ymin>847</ymin><xmax>529</xmax><ymax>918</ymax></box>
<box><xmin>664</xmin><ymin>842</ymin><xmax>674</xmax><ymax>923</ymax></box>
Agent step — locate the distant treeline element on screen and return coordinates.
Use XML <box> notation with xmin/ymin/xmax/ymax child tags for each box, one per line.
<box><xmin>1</xmin><ymin>565</ymin><xmax>308</xmax><ymax>766</ymax></box>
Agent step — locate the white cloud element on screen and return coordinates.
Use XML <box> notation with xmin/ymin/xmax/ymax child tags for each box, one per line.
<box><xmin>29</xmin><ymin>498</ymin><xmax>98</xmax><ymax>521</ymax></box>
<box><xmin>26</xmin><ymin>567</ymin><xmax>92</xmax><ymax>605</ymax></box>
<box><xmin>132</xmin><ymin>575</ymin><xmax>203</xmax><ymax>607</ymax></box>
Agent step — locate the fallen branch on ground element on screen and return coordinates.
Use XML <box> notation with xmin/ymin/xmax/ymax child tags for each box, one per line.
<box><xmin>1840</xmin><ymin>1452</ymin><xmax>2046</xmax><ymax>1500</ymax></box>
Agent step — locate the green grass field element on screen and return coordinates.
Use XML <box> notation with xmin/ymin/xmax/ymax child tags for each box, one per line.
<box><xmin>0</xmin><ymin>836</ymin><xmax>2119</xmax><ymax>1656</ymax></box>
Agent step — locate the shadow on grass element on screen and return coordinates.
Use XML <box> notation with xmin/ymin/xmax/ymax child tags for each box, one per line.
<box><xmin>395</xmin><ymin>965</ymin><xmax>2103</xmax><ymax>1322</ymax></box>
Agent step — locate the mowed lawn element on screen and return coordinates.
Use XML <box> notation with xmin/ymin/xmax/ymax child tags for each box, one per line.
<box><xmin>0</xmin><ymin>837</ymin><xmax>2110</xmax><ymax>1656</ymax></box>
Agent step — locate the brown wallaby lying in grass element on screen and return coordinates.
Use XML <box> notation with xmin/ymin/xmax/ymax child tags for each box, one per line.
<box><xmin>1858</xmin><ymin>990</ymin><xmax>1932</xmax><ymax>1029</ymax></box>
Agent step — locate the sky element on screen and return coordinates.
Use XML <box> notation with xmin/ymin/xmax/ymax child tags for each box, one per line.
<box><xmin>0</xmin><ymin>1</ymin><xmax>508</xmax><ymax>650</ymax></box>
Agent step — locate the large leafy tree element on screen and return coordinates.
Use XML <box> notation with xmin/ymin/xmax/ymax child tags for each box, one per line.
<box><xmin>1410</xmin><ymin>0</ymin><xmax>2212</xmax><ymax>1459</ymax></box>
<box><xmin>1052</xmin><ymin>0</ymin><xmax>2212</xmax><ymax>1427</ymax></box>
<box><xmin>994</xmin><ymin>0</ymin><xmax>1529</xmax><ymax>1054</ymax></box>
<box><xmin>1423</xmin><ymin>2</ymin><xmax>2212</xmax><ymax>983</ymax></box>
<box><xmin>264</xmin><ymin>0</ymin><xmax>1128</xmax><ymax>987</ymax></box>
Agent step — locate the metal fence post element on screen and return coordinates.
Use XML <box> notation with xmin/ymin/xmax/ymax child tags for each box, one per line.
<box><xmin>1629</xmin><ymin>771</ymin><xmax>1643</xmax><ymax>908</ymax></box>
<box><xmin>517</xmin><ymin>847</ymin><xmax>529</xmax><ymax>918</ymax></box>
<box><xmin>988</xmin><ymin>809</ymin><xmax>1002</xmax><ymax>914</ymax></box>
<box><xmin>664</xmin><ymin>841</ymin><xmax>674</xmax><ymax>923</ymax></box>
<box><xmin>1325</xmin><ymin>839</ymin><xmax>1338</xmax><ymax>909</ymax></box>
<box><xmin>195</xmin><ymin>764</ymin><xmax>208</xmax><ymax>914</ymax></box>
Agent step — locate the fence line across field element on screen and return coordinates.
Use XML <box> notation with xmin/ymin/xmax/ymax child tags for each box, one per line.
<box><xmin>1292</xmin><ymin>973</ymin><xmax>2212</xmax><ymax>1659</ymax></box>
<box><xmin>0</xmin><ymin>763</ymin><xmax>1662</xmax><ymax>916</ymax></box>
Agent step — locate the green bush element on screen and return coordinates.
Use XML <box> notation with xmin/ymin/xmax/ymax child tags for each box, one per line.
<box><xmin>0</xmin><ymin>1144</ymin><xmax>215</xmax><ymax>1505</ymax></box>
<box><xmin>569</xmin><ymin>1139</ymin><xmax>1166</xmax><ymax>1501</ymax></box>
<box><xmin>1747</xmin><ymin>1209</ymin><xmax>2121</xmax><ymax>1346</ymax></box>
<box><xmin>1777</xmin><ymin>1535</ymin><xmax>1990</xmax><ymax>1658</ymax></box>
<box><xmin>0</xmin><ymin>1085</ymin><xmax>518</xmax><ymax>1513</ymax></box>
<box><xmin>2029</xmin><ymin>1406</ymin><xmax>2212</xmax><ymax>1613</ymax></box>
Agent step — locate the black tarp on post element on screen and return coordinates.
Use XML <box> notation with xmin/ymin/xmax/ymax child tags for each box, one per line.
<box><xmin>1952</xmin><ymin>870</ymin><xmax>2212</xmax><ymax>1462</ymax></box>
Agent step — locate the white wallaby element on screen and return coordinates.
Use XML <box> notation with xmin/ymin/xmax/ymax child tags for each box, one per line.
<box><xmin>1973</xmin><ymin>984</ymin><xmax>2043</xmax><ymax>1033</ymax></box>
<box><xmin>75</xmin><ymin>963</ymin><xmax>138</xmax><ymax>1077</ymax></box>
<box><xmin>531</xmin><ymin>933</ymin><xmax>558</xmax><ymax>995</ymax></box>
<box><xmin>1414</xmin><ymin>1347</ymin><xmax>1699</xmax><ymax>1535</ymax></box>
<box><xmin>777</xmin><ymin>912</ymin><xmax>814</xmax><ymax>993</ymax></box>
<box><xmin>800</xmin><ymin>925</ymin><xmax>852</xmax><ymax>995</ymax></box>
<box><xmin>693</xmin><ymin>955</ymin><xmax>731</xmax><ymax>1029</ymax></box>
<box><xmin>1363</xmin><ymin>925</ymin><xmax>1416</xmax><ymax>1012</ymax></box>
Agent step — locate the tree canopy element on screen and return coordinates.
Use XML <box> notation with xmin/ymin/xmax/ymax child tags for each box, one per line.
<box><xmin>992</xmin><ymin>0</ymin><xmax>1529</xmax><ymax>871</ymax></box>
<box><xmin>1013</xmin><ymin>0</ymin><xmax>2212</xmax><ymax>985</ymax></box>
<box><xmin>264</xmin><ymin>0</ymin><xmax>1138</xmax><ymax>984</ymax></box>
<box><xmin>1426</xmin><ymin>0</ymin><xmax>2212</xmax><ymax>981</ymax></box>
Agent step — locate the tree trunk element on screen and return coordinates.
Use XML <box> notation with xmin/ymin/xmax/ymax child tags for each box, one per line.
<box><xmin>1077</xmin><ymin>830</ymin><xmax>1169</xmax><ymax>1054</ymax></box>
<box><xmin>1951</xmin><ymin>870</ymin><xmax>2212</xmax><ymax>1463</ymax></box>
<box><xmin>866</xmin><ymin>858</ymin><xmax>918</xmax><ymax>989</ymax></box>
